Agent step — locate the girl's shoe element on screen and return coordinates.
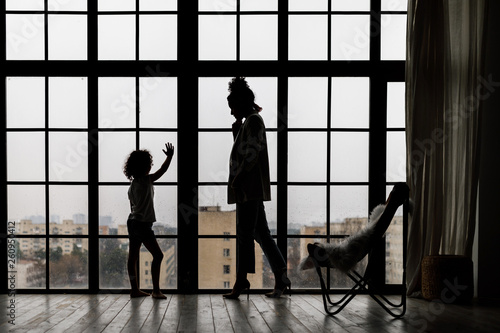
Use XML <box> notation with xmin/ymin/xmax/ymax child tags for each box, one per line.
<box><xmin>223</xmin><ymin>279</ymin><xmax>251</xmax><ymax>300</ymax></box>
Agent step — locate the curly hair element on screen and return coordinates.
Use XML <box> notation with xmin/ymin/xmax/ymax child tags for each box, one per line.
<box><xmin>123</xmin><ymin>150</ymin><xmax>153</xmax><ymax>180</ymax></box>
<box><xmin>227</xmin><ymin>77</ymin><xmax>261</xmax><ymax>113</ymax></box>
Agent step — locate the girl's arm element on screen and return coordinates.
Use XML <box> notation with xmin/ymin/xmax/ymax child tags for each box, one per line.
<box><xmin>150</xmin><ymin>142</ymin><xmax>174</xmax><ymax>183</ymax></box>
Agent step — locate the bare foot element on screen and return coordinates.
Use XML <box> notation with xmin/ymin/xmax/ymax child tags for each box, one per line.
<box><xmin>152</xmin><ymin>291</ymin><xmax>167</xmax><ymax>299</ymax></box>
<box><xmin>130</xmin><ymin>290</ymin><xmax>150</xmax><ymax>298</ymax></box>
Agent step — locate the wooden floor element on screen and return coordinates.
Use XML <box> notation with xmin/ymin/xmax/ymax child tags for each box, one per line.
<box><xmin>1</xmin><ymin>293</ymin><xmax>499</xmax><ymax>333</ymax></box>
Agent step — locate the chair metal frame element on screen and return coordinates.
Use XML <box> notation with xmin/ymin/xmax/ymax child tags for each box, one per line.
<box><xmin>311</xmin><ymin>185</ymin><xmax>409</xmax><ymax>318</ymax></box>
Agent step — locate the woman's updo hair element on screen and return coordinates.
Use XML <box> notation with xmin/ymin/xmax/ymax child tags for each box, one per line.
<box><xmin>227</xmin><ymin>77</ymin><xmax>261</xmax><ymax>114</ymax></box>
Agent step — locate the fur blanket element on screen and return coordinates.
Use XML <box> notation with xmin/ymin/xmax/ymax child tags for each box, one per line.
<box><xmin>298</xmin><ymin>204</ymin><xmax>386</xmax><ymax>273</ymax></box>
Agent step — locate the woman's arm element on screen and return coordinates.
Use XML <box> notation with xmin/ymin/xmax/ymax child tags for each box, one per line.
<box><xmin>150</xmin><ymin>142</ymin><xmax>174</xmax><ymax>183</ymax></box>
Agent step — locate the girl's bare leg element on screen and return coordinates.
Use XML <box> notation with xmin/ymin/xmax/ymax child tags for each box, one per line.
<box><xmin>128</xmin><ymin>239</ymin><xmax>150</xmax><ymax>297</ymax></box>
<box><xmin>143</xmin><ymin>238</ymin><xmax>166</xmax><ymax>299</ymax></box>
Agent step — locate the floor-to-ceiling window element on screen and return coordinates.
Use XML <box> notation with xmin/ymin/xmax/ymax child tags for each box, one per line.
<box><xmin>2</xmin><ymin>0</ymin><xmax>407</xmax><ymax>294</ymax></box>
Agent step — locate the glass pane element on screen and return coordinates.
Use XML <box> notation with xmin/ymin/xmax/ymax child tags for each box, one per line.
<box><xmin>267</xmin><ymin>186</ymin><xmax>278</xmax><ymax>232</ymax></box>
<box><xmin>139</xmin><ymin>77</ymin><xmax>177</xmax><ymax>129</ymax></box>
<box><xmin>330</xmin><ymin>132</ymin><xmax>369</xmax><ymax>182</ymax></box>
<box><xmin>140</xmin><ymin>0</ymin><xmax>177</xmax><ymax>11</ymax></box>
<box><xmin>199</xmin><ymin>239</ymin><xmax>268</xmax><ymax>289</ymax></box>
<box><xmin>49</xmin><ymin>132</ymin><xmax>88</xmax><ymax>181</ymax></box>
<box><xmin>99</xmin><ymin>186</ymin><xmax>130</xmax><ymax>235</ymax></box>
<box><xmin>198</xmin><ymin>132</ymin><xmax>233</xmax><ymax>182</ymax></box>
<box><xmin>139</xmin><ymin>15</ymin><xmax>177</xmax><ymax>60</ymax></box>
<box><xmin>331</xmin><ymin>77</ymin><xmax>369</xmax><ymax>128</ymax></box>
<box><xmin>8</xmin><ymin>185</ymin><xmax>46</xmax><ymax>231</ymax></box>
<box><xmin>98</xmin><ymin>0</ymin><xmax>135</xmax><ymax>11</ymax></box>
<box><xmin>198</xmin><ymin>186</ymin><xmax>277</xmax><ymax>236</ymax></box>
<box><xmin>98</xmin><ymin>15</ymin><xmax>135</xmax><ymax>60</ymax></box>
<box><xmin>288</xmin><ymin>186</ymin><xmax>327</xmax><ymax>234</ymax></box>
<box><xmin>289</xmin><ymin>15</ymin><xmax>327</xmax><ymax>60</ymax></box>
<box><xmin>330</xmin><ymin>186</ymin><xmax>368</xmax><ymax>222</ymax></box>
<box><xmin>198</xmin><ymin>186</ymin><xmax>235</xmax><ymax>220</ymax></box>
<box><xmin>386</xmin><ymin>221</ymin><xmax>404</xmax><ymax>284</ymax></box>
<box><xmin>331</xmin><ymin>0</ymin><xmax>370</xmax><ymax>11</ymax></box>
<box><xmin>199</xmin><ymin>132</ymin><xmax>276</xmax><ymax>191</ymax></box>
<box><xmin>10</xmin><ymin>238</ymin><xmax>46</xmax><ymax>289</ymax></box>
<box><xmin>241</xmin><ymin>0</ymin><xmax>277</xmax><ymax>11</ymax></box>
<box><xmin>288</xmin><ymin>132</ymin><xmax>327</xmax><ymax>182</ymax></box>
<box><xmin>140</xmin><ymin>239</ymin><xmax>177</xmax><ymax>289</ymax></box>
<box><xmin>199</xmin><ymin>77</ymin><xmax>276</xmax><ymax>128</ymax></box>
<box><xmin>49</xmin><ymin>238</ymin><xmax>88</xmax><ymax>289</ymax></box>
<box><xmin>152</xmin><ymin>186</ymin><xmax>177</xmax><ymax>232</ymax></box>
<box><xmin>48</xmin><ymin>0</ymin><xmax>87</xmax><ymax>11</ymax></box>
<box><xmin>382</xmin><ymin>0</ymin><xmax>407</xmax><ymax>11</ymax></box>
<box><xmin>288</xmin><ymin>77</ymin><xmax>328</xmax><ymax>128</ymax></box>
<box><xmin>99</xmin><ymin>238</ymin><xmax>129</xmax><ymax>289</ymax></box>
<box><xmin>6</xmin><ymin>14</ymin><xmax>45</xmax><ymax>60</ymax></box>
<box><xmin>381</xmin><ymin>15</ymin><xmax>407</xmax><ymax>60</ymax></box>
<box><xmin>387</xmin><ymin>82</ymin><xmax>406</xmax><ymax>128</ymax></box>
<box><xmin>246</xmin><ymin>77</ymin><xmax>278</xmax><ymax>129</ymax></box>
<box><xmin>199</xmin><ymin>201</ymin><xmax>235</xmax><ymax>237</ymax></box>
<box><xmin>57</xmin><ymin>143</ymin><xmax>86</xmax><ymax>184</ymax></box>
<box><xmin>331</xmin><ymin>15</ymin><xmax>370</xmax><ymax>61</ymax></box>
<box><xmin>385</xmin><ymin>186</ymin><xmax>405</xmax><ymax>284</ymax></box>
<box><xmin>290</xmin><ymin>238</ymin><xmax>328</xmax><ymax>289</ymax></box>
<box><xmin>7</xmin><ymin>77</ymin><xmax>45</xmax><ymax>128</ymax></box>
<box><xmin>49</xmin><ymin>185</ymin><xmax>88</xmax><ymax>235</ymax></box>
<box><xmin>289</xmin><ymin>0</ymin><xmax>327</xmax><ymax>11</ymax></box>
<box><xmin>139</xmin><ymin>132</ymin><xmax>178</xmax><ymax>183</ymax></box>
<box><xmin>48</xmin><ymin>15</ymin><xmax>87</xmax><ymax>60</ymax></box>
<box><xmin>98</xmin><ymin>132</ymin><xmax>135</xmax><ymax>182</ymax></box>
<box><xmin>98</xmin><ymin>77</ymin><xmax>136</xmax><ymax>128</ymax></box>
<box><xmin>7</xmin><ymin>132</ymin><xmax>45</xmax><ymax>181</ymax></box>
<box><xmin>198</xmin><ymin>0</ymin><xmax>236</xmax><ymax>12</ymax></box>
<box><xmin>199</xmin><ymin>0</ymin><xmax>236</xmax><ymax>12</ymax></box>
<box><xmin>199</xmin><ymin>15</ymin><xmax>236</xmax><ymax>60</ymax></box>
<box><xmin>267</xmin><ymin>132</ymin><xmax>278</xmax><ymax>182</ymax></box>
<box><xmin>387</xmin><ymin>131</ymin><xmax>406</xmax><ymax>182</ymax></box>
<box><xmin>199</xmin><ymin>77</ymin><xmax>233</xmax><ymax>128</ymax></box>
<box><xmin>6</xmin><ymin>0</ymin><xmax>44</xmax><ymax>10</ymax></box>
<box><xmin>49</xmin><ymin>77</ymin><xmax>87</xmax><ymax>128</ymax></box>
<box><xmin>199</xmin><ymin>239</ymin><xmax>234</xmax><ymax>289</ymax></box>
<box><xmin>240</xmin><ymin>15</ymin><xmax>277</xmax><ymax>60</ymax></box>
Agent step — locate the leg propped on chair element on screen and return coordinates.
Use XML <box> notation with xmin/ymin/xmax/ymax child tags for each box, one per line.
<box><xmin>300</xmin><ymin>182</ymin><xmax>410</xmax><ymax>318</ymax></box>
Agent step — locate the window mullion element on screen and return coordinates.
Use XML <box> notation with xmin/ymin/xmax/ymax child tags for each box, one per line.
<box><xmin>87</xmin><ymin>0</ymin><xmax>99</xmax><ymax>293</ymax></box>
<box><xmin>177</xmin><ymin>1</ymin><xmax>199</xmax><ymax>293</ymax></box>
<box><xmin>368</xmin><ymin>1</ymin><xmax>388</xmax><ymax>289</ymax></box>
<box><xmin>276</xmin><ymin>0</ymin><xmax>289</xmax><ymax>269</ymax></box>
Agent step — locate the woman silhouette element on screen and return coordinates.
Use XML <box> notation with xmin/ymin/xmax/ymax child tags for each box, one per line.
<box><xmin>223</xmin><ymin>77</ymin><xmax>291</xmax><ymax>299</ymax></box>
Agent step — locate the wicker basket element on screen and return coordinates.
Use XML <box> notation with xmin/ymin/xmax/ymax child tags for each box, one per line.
<box><xmin>421</xmin><ymin>255</ymin><xmax>473</xmax><ymax>303</ymax></box>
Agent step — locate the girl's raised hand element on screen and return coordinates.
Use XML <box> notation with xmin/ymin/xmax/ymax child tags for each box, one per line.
<box><xmin>163</xmin><ymin>142</ymin><xmax>174</xmax><ymax>157</ymax></box>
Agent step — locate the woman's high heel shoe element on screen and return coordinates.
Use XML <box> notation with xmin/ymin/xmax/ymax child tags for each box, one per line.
<box><xmin>223</xmin><ymin>279</ymin><xmax>250</xmax><ymax>300</ymax></box>
<box><xmin>265</xmin><ymin>277</ymin><xmax>291</xmax><ymax>298</ymax></box>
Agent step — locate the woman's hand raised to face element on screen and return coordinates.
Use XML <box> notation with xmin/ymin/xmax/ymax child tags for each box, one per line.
<box><xmin>232</xmin><ymin>120</ymin><xmax>243</xmax><ymax>139</ymax></box>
